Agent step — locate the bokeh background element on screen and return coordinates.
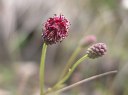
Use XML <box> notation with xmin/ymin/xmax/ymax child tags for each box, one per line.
<box><xmin>0</xmin><ymin>0</ymin><xmax>128</xmax><ymax>95</ymax></box>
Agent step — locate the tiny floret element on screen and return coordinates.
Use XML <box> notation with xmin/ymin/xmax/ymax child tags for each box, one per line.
<box><xmin>42</xmin><ymin>14</ymin><xmax>70</xmax><ymax>45</ymax></box>
<box><xmin>86</xmin><ymin>43</ymin><xmax>107</xmax><ymax>59</ymax></box>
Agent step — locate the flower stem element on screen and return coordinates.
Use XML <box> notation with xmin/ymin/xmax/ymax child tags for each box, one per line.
<box><xmin>51</xmin><ymin>54</ymin><xmax>88</xmax><ymax>92</ymax></box>
<box><xmin>44</xmin><ymin>54</ymin><xmax>88</xmax><ymax>95</ymax></box>
<box><xmin>40</xmin><ymin>43</ymin><xmax>47</xmax><ymax>95</ymax></box>
<box><xmin>55</xmin><ymin>54</ymin><xmax>88</xmax><ymax>86</ymax></box>
<box><xmin>59</xmin><ymin>46</ymin><xmax>82</xmax><ymax>80</ymax></box>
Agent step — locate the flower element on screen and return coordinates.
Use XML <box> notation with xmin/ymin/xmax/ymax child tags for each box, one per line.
<box><xmin>42</xmin><ymin>14</ymin><xmax>70</xmax><ymax>45</ymax></box>
<box><xmin>86</xmin><ymin>43</ymin><xmax>107</xmax><ymax>59</ymax></box>
<box><xmin>80</xmin><ymin>35</ymin><xmax>96</xmax><ymax>48</ymax></box>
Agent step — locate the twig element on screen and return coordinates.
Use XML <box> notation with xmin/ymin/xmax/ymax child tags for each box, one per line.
<box><xmin>53</xmin><ymin>70</ymin><xmax>117</xmax><ymax>94</ymax></box>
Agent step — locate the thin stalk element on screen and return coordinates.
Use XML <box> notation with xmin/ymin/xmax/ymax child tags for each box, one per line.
<box><xmin>40</xmin><ymin>43</ymin><xmax>47</xmax><ymax>95</ymax></box>
<box><xmin>56</xmin><ymin>54</ymin><xmax>88</xmax><ymax>86</ymax></box>
<box><xmin>55</xmin><ymin>70</ymin><xmax>117</xmax><ymax>94</ymax></box>
<box><xmin>44</xmin><ymin>54</ymin><xmax>88</xmax><ymax>95</ymax></box>
<box><xmin>59</xmin><ymin>46</ymin><xmax>81</xmax><ymax>80</ymax></box>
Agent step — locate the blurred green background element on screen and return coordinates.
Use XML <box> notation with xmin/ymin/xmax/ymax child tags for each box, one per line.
<box><xmin>0</xmin><ymin>0</ymin><xmax>128</xmax><ymax>95</ymax></box>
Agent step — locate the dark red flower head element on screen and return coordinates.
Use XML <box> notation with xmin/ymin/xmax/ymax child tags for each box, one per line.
<box><xmin>42</xmin><ymin>14</ymin><xmax>70</xmax><ymax>45</ymax></box>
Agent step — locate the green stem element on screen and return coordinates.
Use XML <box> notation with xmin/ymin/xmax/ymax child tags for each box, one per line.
<box><xmin>56</xmin><ymin>54</ymin><xmax>88</xmax><ymax>86</ymax></box>
<box><xmin>40</xmin><ymin>43</ymin><xmax>47</xmax><ymax>95</ymax></box>
<box><xmin>59</xmin><ymin>46</ymin><xmax>81</xmax><ymax>80</ymax></box>
<box><xmin>44</xmin><ymin>54</ymin><xmax>88</xmax><ymax>95</ymax></box>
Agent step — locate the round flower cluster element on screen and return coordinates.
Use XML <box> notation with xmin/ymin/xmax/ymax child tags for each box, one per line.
<box><xmin>42</xmin><ymin>14</ymin><xmax>70</xmax><ymax>45</ymax></box>
<box><xmin>86</xmin><ymin>43</ymin><xmax>107</xmax><ymax>59</ymax></box>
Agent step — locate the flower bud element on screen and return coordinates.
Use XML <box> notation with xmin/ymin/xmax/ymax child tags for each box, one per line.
<box><xmin>86</xmin><ymin>43</ymin><xmax>107</xmax><ymax>59</ymax></box>
<box><xmin>42</xmin><ymin>14</ymin><xmax>70</xmax><ymax>45</ymax></box>
<box><xmin>80</xmin><ymin>35</ymin><xmax>96</xmax><ymax>48</ymax></box>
